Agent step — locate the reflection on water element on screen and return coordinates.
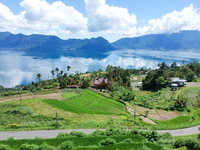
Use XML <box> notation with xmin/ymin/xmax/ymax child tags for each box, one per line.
<box><xmin>0</xmin><ymin>49</ymin><xmax>200</xmax><ymax>87</ymax></box>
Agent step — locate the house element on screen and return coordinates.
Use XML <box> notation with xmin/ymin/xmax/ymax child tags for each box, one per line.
<box><xmin>139</xmin><ymin>71</ymin><xmax>144</xmax><ymax>74</ymax></box>
<box><xmin>171</xmin><ymin>78</ymin><xmax>187</xmax><ymax>90</ymax></box>
<box><xmin>172</xmin><ymin>79</ymin><xmax>187</xmax><ymax>87</ymax></box>
<box><xmin>94</xmin><ymin>77</ymin><xmax>108</xmax><ymax>89</ymax></box>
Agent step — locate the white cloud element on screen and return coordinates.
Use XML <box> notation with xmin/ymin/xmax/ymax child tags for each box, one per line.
<box><xmin>46</xmin><ymin>30</ymin><xmax>58</xmax><ymax>36</ymax></box>
<box><xmin>0</xmin><ymin>0</ymin><xmax>88</xmax><ymax>34</ymax></box>
<box><xmin>84</xmin><ymin>0</ymin><xmax>137</xmax><ymax>34</ymax></box>
<box><xmin>133</xmin><ymin>4</ymin><xmax>200</xmax><ymax>36</ymax></box>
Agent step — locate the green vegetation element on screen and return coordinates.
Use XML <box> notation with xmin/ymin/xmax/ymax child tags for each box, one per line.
<box><xmin>3</xmin><ymin>128</ymin><xmax>200</xmax><ymax>150</ymax></box>
<box><xmin>143</xmin><ymin>60</ymin><xmax>200</xmax><ymax>91</ymax></box>
<box><xmin>44</xmin><ymin>89</ymin><xmax>127</xmax><ymax>115</ymax></box>
<box><xmin>0</xmin><ymin>128</ymin><xmax>166</xmax><ymax>150</ymax></box>
<box><xmin>61</xmin><ymin>92</ymin><xmax>79</xmax><ymax>99</ymax></box>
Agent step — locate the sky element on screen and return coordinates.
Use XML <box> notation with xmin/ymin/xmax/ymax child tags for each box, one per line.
<box><xmin>0</xmin><ymin>0</ymin><xmax>200</xmax><ymax>42</ymax></box>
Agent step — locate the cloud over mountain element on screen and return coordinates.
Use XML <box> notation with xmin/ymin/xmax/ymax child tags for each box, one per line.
<box><xmin>85</xmin><ymin>0</ymin><xmax>137</xmax><ymax>34</ymax></box>
<box><xmin>0</xmin><ymin>0</ymin><xmax>200</xmax><ymax>39</ymax></box>
<box><xmin>134</xmin><ymin>4</ymin><xmax>200</xmax><ymax>36</ymax></box>
<box><xmin>0</xmin><ymin>0</ymin><xmax>88</xmax><ymax>34</ymax></box>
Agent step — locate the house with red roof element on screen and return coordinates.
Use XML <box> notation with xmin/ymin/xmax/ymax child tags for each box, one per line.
<box><xmin>94</xmin><ymin>77</ymin><xmax>108</xmax><ymax>89</ymax></box>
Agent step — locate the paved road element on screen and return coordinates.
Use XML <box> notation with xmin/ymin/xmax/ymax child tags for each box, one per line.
<box><xmin>1</xmin><ymin>125</ymin><xmax>200</xmax><ymax>140</ymax></box>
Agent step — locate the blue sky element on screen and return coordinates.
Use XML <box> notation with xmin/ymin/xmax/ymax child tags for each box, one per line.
<box><xmin>0</xmin><ymin>0</ymin><xmax>200</xmax><ymax>42</ymax></box>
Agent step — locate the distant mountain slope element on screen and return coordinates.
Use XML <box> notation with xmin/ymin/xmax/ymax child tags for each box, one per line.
<box><xmin>0</xmin><ymin>32</ymin><xmax>116</xmax><ymax>59</ymax></box>
<box><xmin>112</xmin><ymin>30</ymin><xmax>200</xmax><ymax>50</ymax></box>
<box><xmin>0</xmin><ymin>32</ymin><xmax>116</xmax><ymax>51</ymax></box>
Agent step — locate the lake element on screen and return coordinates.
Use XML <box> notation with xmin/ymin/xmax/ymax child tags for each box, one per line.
<box><xmin>0</xmin><ymin>49</ymin><xmax>200</xmax><ymax>87</ymax></box>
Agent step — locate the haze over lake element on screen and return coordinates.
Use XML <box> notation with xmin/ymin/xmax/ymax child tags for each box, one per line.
<box><xmin>0</xmin><ymin>49</ymin><xmax>200</xmax><ymax>87</ymax></box>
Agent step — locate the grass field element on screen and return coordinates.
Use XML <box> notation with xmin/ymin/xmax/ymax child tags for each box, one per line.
<box><xmin>0</xmin><ymin>134</ymin><xmax>164</xmax><ymax>150</ymax></box>
<box><xmin>44</xmin><ymin>89</ymin><xmax>127</xmax><ymax>115</ymax></box>
<box><xmin>61</xmin><ymin>92</ymin><xmax>80</xmax><ymax>99</ymax></box>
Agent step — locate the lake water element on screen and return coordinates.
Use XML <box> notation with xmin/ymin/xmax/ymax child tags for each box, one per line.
<box><xmin>0</xmin><ymin>49</ymin><xmax>200</xmax><ymax>87</ymax></box>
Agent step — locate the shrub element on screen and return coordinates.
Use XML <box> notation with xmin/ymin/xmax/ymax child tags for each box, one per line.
<box><xmin>20</xmin><ymin>143</ymin><xmax>39</xmax><ymax>150</ymax></box>
<box><xmin>58</xmin><ymin>141</ymin><xmax>73</xmax><ymax>150</ymax></box>
<box><xmin>139</xmin><ymin>117</ymin><xmax>143</xmax><ymax>121</ymax></box>
<box><xmin>6</xmin><ymin>136</ymin><xmax>14</xmax><ymax>140</ymax></box>
<box><xmin>57</xmin><ymin>132</ymin><xmax>69</xmax><ymax>138</ymax></box>
<box><xmin>38</xmin><ymin>142</ymin><xmax>55</xmax><ymax>150</ymax></box>
<box><xmin>160</xmin><ymin>132</ymin><xmax>173</xmax><ymax>140</ymax></box>
<box><xmin>69</xmin><ymin>131</ymin><xmax>86</xmax><ymax>137</ymax></box>
<box><xmin>174</xmin><ymin>147</ymin><xmax>187</xmax><ymax>150</ymax></box>
<box><xmin>91</xmin><ymin>130</ymin><xmax>105</xmax><ymax>137</ymax></box>
<box><xmin>131</xmin><ymin>128</ymin><xmax>139</xmax><ymax>135</ymax></box>
<box><xmin>161</xmin><ymin>146</ymin><xmax>173</xmax><ymax>150</ymax></box>
<box><xmin>99</xmin><ymin>138</ymin><xmax>116</xmax><ymax>146</ymax></box>
<box><xmin>174</xmin><ymin>137</ymin><xmax>200</xmax><ymax>150</ymax></box>
<box><xmin>122</xmin><ymin>138</ymin><xmax>132</xmax><ymax>143</ymax></box>
<box><xmin>140</xmin><ymin>130</ymin><xmax>160</xmax><ymax>142</ymax></box>
<box><xmin>138</xmin><ymin>144</ymin><xmax>150</xmax><ymax>150</ymax></box>
<box><xmin>5</xmin><ymin>124</ymin><xmax>20</xmax><ymax>129</ymax></box>
<box><xmin>105</xmin><ymin>128</ymin><xmax>127</xmax><ymax>136</ymax></box>
<box><xmin>0</xmin><ymin>144</ymin><xmax>11</xmax><ymax>150</ymax></box>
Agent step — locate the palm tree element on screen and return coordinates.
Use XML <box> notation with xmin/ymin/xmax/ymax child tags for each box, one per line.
<box><xmin>51</xmin><ymin>70</ymin><xmax>55</xmax><ymax>79</ymax></box>
<box><xmin>67</xmin><ymin>66</ymin><xmax>71</xmax><ymax>76</ymax></box>
<box><xmin>55</xmin><ymin>68</ymin><xmax>59</xmax><ymax>79</ymax></box>
<box><xmin>36</xmin><ymin>73</ymin><xmax>42</xmax><ymax>82</ymax></box>
<box><xmin>60</xmin><ymin>70</ymin><xmax>63</xmax><ymax>76</ymax></box>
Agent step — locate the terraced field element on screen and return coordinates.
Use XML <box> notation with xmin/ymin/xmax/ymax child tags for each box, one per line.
<box><xmin>44</xmin><ymin>89</ymin><xmax>127</xmax><ymax>115</ymax></box>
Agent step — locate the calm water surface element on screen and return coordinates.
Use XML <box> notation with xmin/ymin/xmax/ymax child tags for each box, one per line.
<box><xmin>0</xmin><ymin>49</ymin><xmax>199</xmax><ymax>87</ymax></box>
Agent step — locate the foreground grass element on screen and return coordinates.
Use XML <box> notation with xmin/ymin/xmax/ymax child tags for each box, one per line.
<box><xmin>0</xmin><ymin>134</ymin><xmax>163</xmax><ymax>150</ymax></box>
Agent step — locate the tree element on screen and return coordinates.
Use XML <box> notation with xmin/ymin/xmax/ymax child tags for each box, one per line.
<box><xmin>36</xmin><ymin>73</ymin><xmax>42</xmax><ymax>82</ymax></box>
<box><xmin>51</xmin><ymin>70</ymin><xmax>55</xmax><ymax>79</ymax></box>
<box><xmin>175</xmin><ymin>95</ymin><xmax>188</xmax><ymax>110</ymax></box>
<box><xmin>60</xmin><ymin>70</ymin><xmax>63</xmax><ymax>76</ymax></box>
<box><xmin>55</xmin><ymin>68</ymin><xmax>59</xmax><ymax>79</ymax></box>
<box><xmin>67</xmin><ymin>66</ymin><xmax>71</xmax><ymax>75</ymax></box>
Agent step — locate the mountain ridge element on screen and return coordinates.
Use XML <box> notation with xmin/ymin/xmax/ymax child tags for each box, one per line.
<box><xmin>112</xmin><ymin>30</ymin><xmax>200</xmax><ymax>50</ymax></box>
<box><xmin>0</xmin><ymin>30</ymin><xmax>200</xmax><ymax>59</ymax></box>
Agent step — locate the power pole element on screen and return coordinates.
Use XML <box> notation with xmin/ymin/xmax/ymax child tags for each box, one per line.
<box><xmin>134</xmin><ymin>109</ymin><xmax>136</xmax><ymax>126</ymax></box>
<box><xmin>56</xmin><ymin>110</ymin><xmax>58</xmax><ymax>128</ymax></box>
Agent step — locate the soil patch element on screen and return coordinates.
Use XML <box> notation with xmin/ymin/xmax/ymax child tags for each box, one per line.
<box><xmin>138</xmin><ymin>116</ymin><xmax>157</xmax><ymax>125</ymax></box>
<box><xmin>132</xmin><ymin>104</ymin><xmax>182</xmax><ymax>121</ymax></box>
<box><xmin>0</xmin><ymin>92</ymin><xmax>65</xmax><ymax>103</ymax></box>
<box><xmin>126</xmin><ymin>106</ymin><xmax>139</xmax><ymax>115</ymax></box>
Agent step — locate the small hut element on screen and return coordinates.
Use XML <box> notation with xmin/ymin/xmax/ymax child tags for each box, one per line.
<box><xmin>94</xmin><ymin>77</ymin><xmax>108</xmax><ymax>89</ymax></box>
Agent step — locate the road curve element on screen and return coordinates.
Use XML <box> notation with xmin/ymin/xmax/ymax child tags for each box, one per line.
<box><xmin>1</xmin><ymin>125</ymin><xmax>200</xmax><ymax>140</ymax></box>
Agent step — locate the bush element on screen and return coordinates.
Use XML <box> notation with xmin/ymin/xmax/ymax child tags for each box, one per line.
<box><xmin>69</xmin><ymin>131</ymin><xmax>86</xmax><ymax>137</ymax></box>
<box><xmin>57</xmin><ymin>132</ymin><xmax>69</xmax><ymax>138</ymax></box>
<box><xmin>131</xmin><ymin>128</ymin><xmax>139</xmax><ymax>135</ymax></box>
<box><xmin>0</xmin><ymin>144</ymin><xmax>11</xmax><ymax>150</ymax></box>
<box><xmin>38</xmin><ymin>142</ymin><xmax>55</xmax><ymax>150</ymax></box>
<box><xmin>140</xmin><ymin>130</ymin><xmax>160</xmax><ymax>142</ymax></box>
<box><xmin>91</xmin><ymin>130</ymin><xmax>105</xmax><ymax>137</ymax></box>
<box><xmin>160</xmin><ymin>132</ymin><xmax>173</xmax><ymax>140</ymax></box>
<box><xmin>174</xmin><ymin>137</ymin><xmax>200</xmax><ymax>149</ymax></box>
<box><xmin>20</xmin><ymin>143</ymin><xmax>39</xmax><ymax>150</ymax></box>
<box><xmin>5</xmin><ymin>124</ymin><xmax>20</xmax><ymax>129</ymax></box>
<box><xmin>105</xmin><ymin>128</ymin><xmax>127</xmax><ymax>136</ymax></box>
<box><xmin>58</xmin><ymin>141</ymin><xmax>73</xmax><ymax>150</ymax></box>
<box><xmin>99</xmin><ymin>138</ymin><xmax>116</xmax><ymax>146</ymax></box>
<box><xmin>6</xmin><ymin>136</ymin><xmax>14</xmax><ymax>140</ymax></box>
<box><xmin>174</xmin><ymin>147</ymin><xmax>187</xmax><ymax>150</ymax></box>
<box><xmin>122</xmin><ymin>138</ymin><xmax>132</xmax><ymax>143</ymax></box>
<box><xmin>138</xmin><ymin>144</ymin><xmax>150</xmax><ymax>150</ymax></box>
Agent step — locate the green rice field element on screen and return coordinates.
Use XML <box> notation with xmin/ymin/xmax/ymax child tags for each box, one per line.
<box><xmin>44</xmin><ymin>89</ymin><xmax>128</xmax><ymax>115</ymax></box>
